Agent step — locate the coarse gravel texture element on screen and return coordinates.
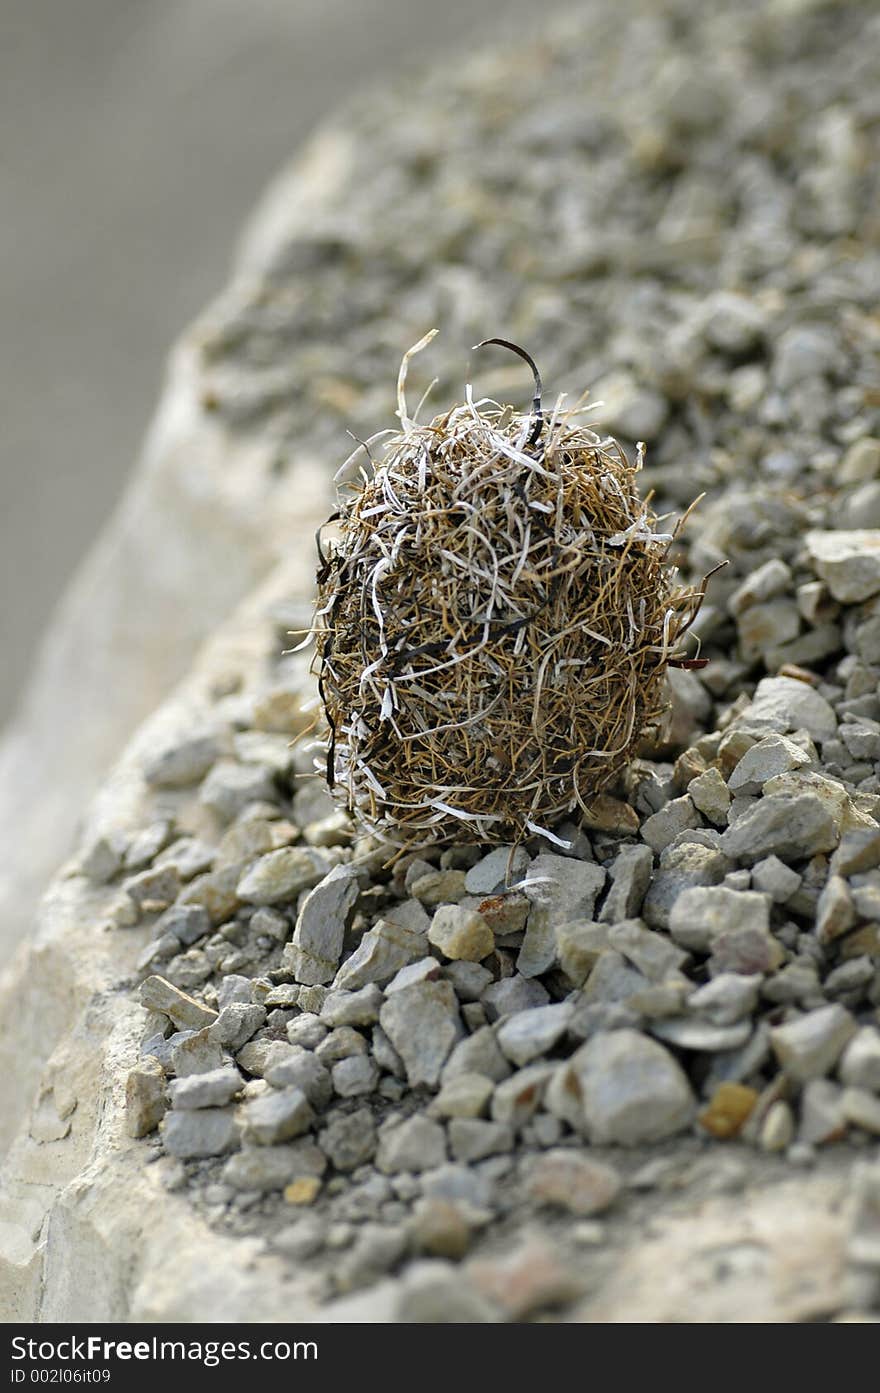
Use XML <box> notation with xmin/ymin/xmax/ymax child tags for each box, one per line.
<box><xmin>70</xmin><ymin>0</ymin><xmax>880</xmax><ymax>1321</ymax></box>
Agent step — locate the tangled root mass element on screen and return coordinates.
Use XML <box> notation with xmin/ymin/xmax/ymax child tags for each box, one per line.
<box><xmin>314</xmin><ymin>343</ymin><xmax>709</xmax><ymax>849</ymax></box>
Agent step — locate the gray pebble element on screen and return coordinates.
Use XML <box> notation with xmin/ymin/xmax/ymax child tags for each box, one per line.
<box><xmin>598</xmin><ymin>844</ymin><xmax>654</xmax><ymax>923</ymax></box>
<box><xmin>162</xmin><ymin>1108</ymin><xmax>240</xmax><ymax>1159</ymax></box>
<box><xmin>482</xmin><ymin>974</ymin><xmax>549</xmax><ymax>1021</ymax></box>
<box><xmin>840</xmin><ymin>1028</ymin><xmax>880</xmax><ymax>1092</ymax></box>
<box><xmin>379</xmin><ymin>980</ymin><xmax>462</xmax><ymax>1087</ymax></box>
<box><xmin>566</xmin><ymin>1029</ymin><xmax>694</xmax><ymax>1145</ymax></box>
<box><xmin>320</xmin><ymin>982</ymin><xmax>384</xmax><ymax>1027</ymax></box>
<box><xmin>332</xmin><ymin>917</ymin><xmax>429</xmax><ymax>992</ymax></box>
<box><xmin>169</xmin><ymin>1066</ymin><xmax>242</xmax><ymax>1110</ymax></box>
<box><xmin>496</xmin><ymin>1003</ymin><xmax>572</xmax><ymax>1067</ymax></box>
<box><xmin>332</xmin><ymin>1054</ymin><xmax>379</xmax><ymax>1097</ymax></box>
<box><xmin>319</xmin><ymin>1108</ymin><xmax>377</xmax><ymax>1172</ymax></box>
<box><xmin>200</xmin><ymin>759</ymin><xmax>277</xmax><ymax>821</ymax></box>
<box><xmin>770</xmin><ymin>1003</ymin><xmax>857</xmax><ymax>1082</ymax></box>
<box><xmin>240</xmin><ymin>846</ymin><xmax>330</xmax><ymax>909</ymax></box>
<box><xmin>264</xmin><ymin>1049</ymin><xmax>333</xmax><ymax>1109</ymax></box>
<box><xmin>377</xmin><ymin>1114</ymin><xmax>447</xmax><ymax>1174</ymax></box>
<box><xmin>222</xmin><ymin>1139</ymin><xmax>325</xmax><ymax>1192</ymax></box>
<box><xmin>240</xmin><ymin>1086</ymin><xmax>314</xmax><ymax>1145</ymax></box>
<box><xmin>145</xmin><ymin>732</ymin><xmax>226</xmax><ymax>789</ymax></box>
<box><xmin>284</xmin><ymin>863</ymin><xmax>362</xmax><ymax>984</ymax></box>
<box><xmin>448</xmin><ymin>1118</ymin><xmax>513</xmax><ymax>1163</ymax></box>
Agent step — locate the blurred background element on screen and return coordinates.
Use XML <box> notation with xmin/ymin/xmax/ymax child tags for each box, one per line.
<box><xmin>0</xmin><ymin>0</ymin><xmax>539</xmax><ymax>725</ymax></box>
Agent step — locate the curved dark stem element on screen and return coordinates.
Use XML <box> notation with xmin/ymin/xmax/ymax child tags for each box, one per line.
<box><xmin>316</xmin><ymin>671</ymin><xmax>337</xmax><ymax>787</ymax></box>
<box><xmin>473</xmin><ymin>338</ymin><xmax>544</xmax><ymax>448</ymax></box>
<box><xmin>315</xmin><ymin>510</ymin><xmax>340</xmax><ymax>583</ymax></box>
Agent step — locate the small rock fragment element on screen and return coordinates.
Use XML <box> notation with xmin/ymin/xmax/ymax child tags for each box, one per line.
<box><xmin>162</xmin><ymin>1108</ymin><xmax>239</xmax><ymax>1159</ymax></box>
<box><xmin>727</xmin><ymin>734</ymin><xmax>811</xmax><ymax>795</ymax></box>
<box><xmin>464</xmin><ymin>846</ymin><xmax>530</xmax><ymax>894</ymax></box>
<box><xmin>443</xmin><ymin>960</ymin><xmax>493</xmax><ymax>1002</ymax></box>
<box><xmin>642</xmin><ymin>841</ymin><xmax>728</xmax><ymax>929</ymax></box>
<box><xmin>770</xmin><ymin>1004</ymin><xmax>857</xmax><ymax>1082</ymax></box>
<box><xmin>139</xmin><ymin>976</ymin><xmax>218</xmax><ymax>1030</ymax></box>
<box><xmin>698</xmin><ymin>1083</ymin><xmax>758</xmax><ymax>1139</ymax></box>
<box><xmin>409</xmin><ymin>1199</ymin><xmax>473</xmax><ymax>1259</ymax></box>
<box><xmin>688</xmin><ymin>973</ymin><xmax>759</xmax><ymax>1025</ymax></box>
<box><xmin>239</xmin><ymin>846</ymin><xmax>330</xmax><ymax>908</ymax></box>
<box><xmin>641</xmin><ymin>796</ymin><xmax>701</xmax><ymax>854</ymax></box>
<box><xmin>377</xmin><ymin>1115</ymin><xmax>447</xmax><ymax>1174</ymax></box>
<box><xmin>652</xmin><ymin>1017</ymin><xmax>751</xmax><ymax>1052</ymax></box>
<box><xmin>669</xmin><ymin>886</ymin><xmax>770</xmax><ymax>952</ymax></box>
<box><xmin>155</xmin><ymin>904</ymin><xmax>212</xmax><ymax>947</ymax></box>
<box><xmin>319</xmin><ymin>1108</ymin><xmax>377</xmax><ymax>1172</ymax></box>
<box><xmin>525</xmin><ymin>1150</ymin><xmax>620</xmax><ymax>1216</ymax></box>
<box><xmin>708</xmin><ymin>924</ymin><xmax>784</xmax><ymax>977</ymax></box>
<box><xmin>568</xmin><ymin>1029</ymin><xmax>695</xmax><ymax>1145</ymax></box>
<box><xmin>394</xmin><ymin>1261</ymin><xmax>499</xmax><ymax>1322</ymax></box>
<box><xmin>178</xmin><ymin>863</ymin><xmax>244</xmax><ymax>925</ymax></box>
<box><xmin>428</xmin><ymin>904</ymin><xmax>494</xmax><ymax>962</ymax></box>
<box><xmin>466</xmin><ymin>1234</ymin><xmax>582</xmax><ymax>1319</ymax></box>
<box><xmin>607</xmin><ymin>918</ymin><xmax>689</xmax><ymax>980</ymax></box>
<box><xmin>496</xmin><ymin>1003</ymin><xmax>572</xmax><ymax>1067</ymax></box>
<box><xmin>170</xmin><ymin>1028</ymin><xmax>225</xmax><ymax>1078</ymax></box>
<box><xmin>448</xmin><ymin>1118</ymin><xmax>513</xmax><ymax>1162</ymax></box>
<box><xmin>410</xmin><ymin>869</ymin><xmax>468</xmax><ymax>905</ymax></box>
<box><xmin>125</xmin><ymin>1058</ymin><xmax>167</xmax><ymax>1138</ymax></box>
<box><xmin>332</xmin><ymin>917</ymin><xmax>428</xmax><ymax>991</ymax></box>
<box><xmin>284</xmin><ymin>863</ymin><xmax>361</xmax><ymax>984</ymax></box>
<box><xmin>742</xmin><ymin>676</ymin><xmax>837</xmax><ymax>743</ymax></box>
<box><xmin>265</xmin><ymin>1050</ymin><xmax>332</xmax><ymax>1109</ymax></box>
<box><xmin>441</xmin><ymin>1027</ymin><xmax>512</xmax><ymax>1085</ymax></box>
<box><xmin>841</xmin><ymin>1088</ymin><xmax>880</xmax><ymax>1136</ymax></box>
<box><xmin>728</xmin><ymin>558</ymin><xmax>792</xmax><ymax>615</ymax></box>
<box><xmin>839</xmin><ymin>1029</ymin><xmax>880</xmax><ymax>1092</ymax></box>
<box><xmin>240</xmin><ymin>1086</ymin><xmax>314</xmax><ymax>1145</ymax></box>
<box><xmin>284</xmin><ymin>1175</ymin><xmax>322</xmax><ymax>1205</ymax></box>
<box><xmin>798</xmin><ymin>1079</ymin><xmax>846</xmax><ymax>1145</ymax></box>
<box><xmin>200</xmin><ymin>759</ymin><xmax>277</xmax><ymax>821</ymax></box>
<box><xmin>210</xmin><ymin>1002</ymin><xmax>267</xmax><ymax>1051</ymax></box>
<box><xmin>314</xmin><ymin>1025</ymin><xmax>368</xmax><ymax>1064</ymax></box>
<box><xmin>554</xmin><ymin>921</ymin><xmax>610</xmax><ymax>988</ymax></box>
<box><xmin>80</xmin><ymin>832</ymin><xmax>126</xmax><ymax>884</ymax></box>
<box><xmin>598</xmin><ymin>844</ymin><xmax>654</xmax><ymax>923</ymax></box>
<box><xmin>816</xmin><ymin>874</ymin><xmax>856</xmax><ymax>944</ymax></box>
<box><xmin>751</xmin><ymin>855</ymin><xmax>801</xmax><ymax>902</ymax></box>
<box><xmin>482</xmin><ymin>974</ymin><xmax>550</xmax><ymax>1021</ymax></box>
<box><xmin>379</xmin><ymin>981</ymin><xmax>462</xmax><ymax>1087</ymax></box>
<box><xmin>430</xmin><ymin>1073</ymin><xmax>494</xmax><ymax>1120</ymax></box>
<box><xmin>721</xmin><ymin>794</ymin><xmax>838</xmax><ymax>863</ymax></box>
<box><xmin>251</xmin><ymin>686</ymin><xmax>310</xmax><ymax>735</ymax></box>
<box><xmin>687</xmin><ymin>768</ymin><xmax>731</xmax><ymax>826</ymax></box>
<box><xmin>490</xmin><ymin>1064</ymin><xmax>554</xmax><ymax>1129</ymax></box>
<box><xmin>760</xmin><ymin>1100</ymin><xmax>795</xmax><ymax>1152</ymax></box>
<box><xmin>223</xmin><ymin>1139</ymin><xmax>325</xmax><ymax>1192</ymax></box>
<box><xmin>806</xmin><ymin>530</ymin><xmax>880</xmax><ymax>604</ymax></box>
<box><xmin>145</xmin><ymin>732</ymin><xmax>225</xmax><ymax>788</ymax></box>
<box><xmin>332</xmin><ymin>1054</ymin><xmax>379</xmax><ymax>1097</ymax></box>
<box><xmin>320</xmin><ymin>983</ymin><xmax>384</xmax><ymax>1027</ymax></box>
<box><xmin>169</xmin><ymin>1066</ymin><xmax>242</xmax><ymax>1110</ymax></box>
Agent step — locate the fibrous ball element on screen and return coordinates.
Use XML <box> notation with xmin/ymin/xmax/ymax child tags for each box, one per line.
<box><xmin>314</xmin><ymin>339</ymin><xmax>708</xmax><ymax>849</ymax></box>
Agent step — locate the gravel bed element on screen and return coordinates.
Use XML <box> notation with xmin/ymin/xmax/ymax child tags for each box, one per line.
<box><xmin>78</xmin><ymin>0</ymin><xmax>880</xmax><ymax>1319</ymax></box>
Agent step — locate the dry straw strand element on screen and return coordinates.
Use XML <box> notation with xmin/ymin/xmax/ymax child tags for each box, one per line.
<box><xmin>312</xmin><ymin>334</ymin><xmax>714</xmax><ymax>850</ymax></box>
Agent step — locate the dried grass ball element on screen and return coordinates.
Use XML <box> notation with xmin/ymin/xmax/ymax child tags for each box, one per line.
<box><xmin>314</xmin><ymin>335</ymin><xmax>710</xmax><ymax>850</ymax></box>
